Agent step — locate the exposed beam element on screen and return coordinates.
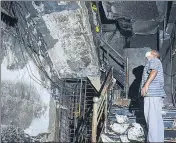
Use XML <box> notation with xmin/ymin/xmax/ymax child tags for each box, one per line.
<box><xmin>168</xmin><ymin>3</ymin><xmax>176</xmax><ymax>23</ymax></box>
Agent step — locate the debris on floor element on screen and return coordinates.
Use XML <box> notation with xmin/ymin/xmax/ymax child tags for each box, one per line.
<box><xmin>101</xmin><ymin>114</ymin><xmax>145</xmax><ymax>143</ymax></box>
<box><xmin>127</xmin><ymin>123</ymin><xmax>145</xmax><ymax>142</ymax></box>
<box><xmin>101</xmin><ymin>134</ymin><xmax>116</xmax><ymax>142</ymax></box>
<box><xmin>120</xmin><ymin>135</ymin><xmax>130</xmax><ymax>143</ymax></box>
<box><xmin>1</xmin><ymin>125</ymin><xmax>49</xmax><ymax>142</ymax></box>
<box><xmin>110</xmin><ymin>123</ymin><xmax>129</xmax><ymax>134</ymax></box>
<box><xmin>173</xmin><ymin>119</ymin><xmax>176</xmax><ymax>128</ymax></box>
<box><xmin>115</xmin><ymin>114</ymin><xmax>129</xmax><ymax>123</ymax></box>
<box><xmin>1</xmin><ymin>125</ymin><xmax>33</xmax><ymax>142</ymax></box>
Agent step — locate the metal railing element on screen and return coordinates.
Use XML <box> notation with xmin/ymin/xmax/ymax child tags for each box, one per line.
<box><xmin>91</xmin><ymin>1</ymin><xmax>129</xmax><ymax>99</ymax></box>
<box><xmin>73</xmin><ymin>107</ymin><xmax>92</xmax><ymax>143</ymax></box>
<box><xmin>71</xmin><ymin>77</ymin><xmax>98</xmax><ymax>143</ymax></box>
<box><xmin>92</xmin><ymin>67</ymin><xmax>114</xmax><ymax>142</ymax></box>
<box><xmin>98</xmin><ymin>35</ymin><xmax>129</xmax><ymax>99</ymax></box>
<box><xmin>98</xmin><ymin>35</ymin><xmax>126</xmax><ymax>64</ymax></box>
<box><xmin>52</xmin><ymin>77</ymin><xmax>98</xmax><ymax>142</ymax></box>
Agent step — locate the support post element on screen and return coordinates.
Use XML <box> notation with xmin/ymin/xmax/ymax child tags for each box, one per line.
<box><xmin>92</xmin><ymin>97</ymin><xmax>99</xmax><ymax>143</ymax></box>
<box><xmin>104</xmin><ymin>93</ymin><xmax>107</xmax><ymax>133</ymax></box>
<box><xmin>0</xmin><ymin>58</ymin><xmax>1</xmax><ymax>135</ymax></box>
<box><xmin>171</xmin><ymin>35</ymin><xmax>176</xmax><ymax>106</ymax></box>
<box><xmin>125</xmin><ymin>57</ymin><xmax>129</xmax><ymax>99</ymax></box>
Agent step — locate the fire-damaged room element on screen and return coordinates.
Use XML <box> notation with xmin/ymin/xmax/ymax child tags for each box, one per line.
<box><xmin>1</xmin><ymin>1</ymin><xmax>176</xmax><ymax>142</ymax></box>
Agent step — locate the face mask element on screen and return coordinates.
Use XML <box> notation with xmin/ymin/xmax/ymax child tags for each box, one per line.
<box><xmin>145</xmin><ymin>51</ymin><xmax>151</xmax><ymax>58</ymax></box>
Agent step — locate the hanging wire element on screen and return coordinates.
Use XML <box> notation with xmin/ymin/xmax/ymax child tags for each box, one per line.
<box><xmin>1</xmin><ymin>2</ymin><xmax>57</xmax><ymax>89</ymax></box>
<box><xmin>10</xmin><ymin>1</ymin><xmax>75</xmax><ymax>90</ymax></box>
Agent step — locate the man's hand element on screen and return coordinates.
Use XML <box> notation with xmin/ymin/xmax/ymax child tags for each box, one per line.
<box><xmin>141</xmin><ymin>85</ymin><xmax>149</xmax><ymax>96</ymax></box>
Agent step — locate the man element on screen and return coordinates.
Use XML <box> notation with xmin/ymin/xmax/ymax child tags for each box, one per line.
<box><xmin>141</xmin><ymin>50</ymin><xmax>166</xmax><ymax>142</ymax></box>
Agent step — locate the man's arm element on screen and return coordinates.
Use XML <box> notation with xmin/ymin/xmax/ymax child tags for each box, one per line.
<box><xmin>145</xmin><ymin>69</ymin><xmax>158</xmax><ymax>87</ymax></box>
<box><xmin>141</xmin><ymin>69</ymin><xmax>158</xmax><ymax>96</ymax></box>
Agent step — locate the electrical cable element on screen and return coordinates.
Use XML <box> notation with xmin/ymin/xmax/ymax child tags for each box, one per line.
<box><xmin>11</xmin><ymin>17</ymin><xmax>55</xmax><ymax>90</ymax></box>
<box><xmin>15</xmin><ymin>26</ymin><xmax>60</xmax><ymax>90</ymax></box>
<box><xmin>11</xmin><ymin>2</ymin><xmax>75</xmax><ymax>90</ymax></box>
<box><xmin>19</xmin><ymin>38</ymin><xmax>49</xmax><ymax>88</ymax></box>
<box><xmin>1</xmin><ymin>23</ymin><xmax>46</xmax><ymax>88</ymax></box>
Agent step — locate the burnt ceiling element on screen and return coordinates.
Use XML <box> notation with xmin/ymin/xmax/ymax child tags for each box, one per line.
<box><xmin>101</xmin><ymin>1</ymin><xmax>175</xmax><ymax>36</ymax></box>
<box><xmin>100</xmin><ymin>1</ymin><xmax>176</xmax><ymax>49</ymax></box>
<box><xmin>102</xmin><ymin>1</ymin><xmax>167</xmax><ymax>21</ymax></box>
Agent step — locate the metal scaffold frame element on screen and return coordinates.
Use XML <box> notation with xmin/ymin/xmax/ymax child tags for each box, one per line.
<box><xmin>51</xmin><ymin>77</ymin><xmax>98</xmax><ymax>142</ymax></box>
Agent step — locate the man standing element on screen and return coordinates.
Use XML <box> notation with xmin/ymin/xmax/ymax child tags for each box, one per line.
<box><xmin>141</xmin><ymin>50</ymin><xmax>166</xmax><ymax>142</ymax></box>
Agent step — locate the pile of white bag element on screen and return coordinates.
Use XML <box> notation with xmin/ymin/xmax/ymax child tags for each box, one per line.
<box><xmin>101</xmin><ymin>114</ymin><xmax>145</xmax><ymax>143</ymax></box>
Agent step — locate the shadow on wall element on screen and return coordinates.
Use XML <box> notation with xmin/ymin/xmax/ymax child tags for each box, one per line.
<box><xmin>128</xmin><ymin>65</ymin><xmax>144</xmax><ymax>110</ymax></box>
<box><xmin>128</xmin><ymin>65</ymin><xmax>147</xmax><ymax>134</ymax></box>
<box><xmin>128</xmin><ymin>65</ymin><xmax>148</xmax><ymax>141</ymax></box>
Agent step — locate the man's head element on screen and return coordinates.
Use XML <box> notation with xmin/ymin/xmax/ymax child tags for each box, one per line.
<box><xmin>151</xmin><ymin>50</ymin><xmax>160</xmax><ymax>59</ymax></box>
<box><xmin>145</xmin><ymin>50</ymin><xmax>160</xmax><ymax>60</ymax></box>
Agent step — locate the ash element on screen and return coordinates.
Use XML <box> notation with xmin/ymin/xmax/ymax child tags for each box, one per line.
<box><xmin>1</xmin><ymin>125</ymin><xmax>42</xmax><ymax>143</ymax></box>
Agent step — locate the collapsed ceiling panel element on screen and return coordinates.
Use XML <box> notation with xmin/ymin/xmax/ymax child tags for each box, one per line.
<box><xmin>102</xmin><ymin>1</ymin><xmax>167</xmax><ymax>21</ymax></box>
<box><xmin>101</xmin><ymin>1</ymin><xmax>167</xmax><ymax>35</ymax></box>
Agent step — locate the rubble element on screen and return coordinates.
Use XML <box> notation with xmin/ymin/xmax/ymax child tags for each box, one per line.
<box><xmin>110</xmin><ymin>123</ymin><xmax>129</xmax><ymax>134</ymax></box>
<box><xmin>173</xmin><ymin>119</ymin><xmax>176</xmax><ymax>128</ymax></box>
<box><xmin>127</xmin><ymin>123</ymin><xmax>145</xmax><ymax>142</ymax></box>
<box><xmin>1</xmin><ymin>125</ymin><xmax>48</xmax><ymax>143</ymax></box>
<box><xmin>101</xmin><ymin>114</ymin><xmax>146</xmax><ymax>143</ymax></box>
<box><xmin>115</xmin><ymin>114</ymin><xmax>129</xmax><ymax>123</ymax></box>
<box><xmin>120</xmin><ymin>135</ymin><xmax>130</xmax><ymax>142</ymax></box>
<box><xmin>1</xmin><ymin>125</ymin><xmax>33</xmax><ymax>142</ymax></box>
<box><xmin>101</xmin><ymin>134</ymin><xmax>116</xmax><ymax>142</ymax></box>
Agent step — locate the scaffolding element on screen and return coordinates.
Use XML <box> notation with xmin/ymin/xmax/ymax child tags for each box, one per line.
<box><xmin>51</xmin><ymin>77</ymin><xmax>98</xmax><ymax>142</ymax></box>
